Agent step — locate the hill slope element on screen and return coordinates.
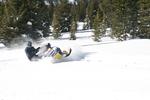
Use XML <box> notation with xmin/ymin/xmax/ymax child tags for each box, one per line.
<box><xmin>0</xmin><ymin>31</ymin><xmax>150</xmax><ymax>100</ymax></box>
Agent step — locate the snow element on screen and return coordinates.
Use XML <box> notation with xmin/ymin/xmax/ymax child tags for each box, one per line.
<box><xmin>69</xmin><ymin>0</ymin><xmax>74</xmax><ymax>3</ymax></box>
<box><xmin>0</xmin><ymin>30</ymin><xmax>150</xmax><ymax>100</ymax></box>
<box><xmin>77</xmin><ymin>22</ymin><xmax>84</xmax><ymax>30</ymax></box>
<box><xmin>27</xmin><ymin>21</ymin><xmax>32</xmax><ymax>25</ymax></box>
<box><xmin>0</xmin><ymin>43</ymin><xmax>5</xmax><ymax>48</ymax></box>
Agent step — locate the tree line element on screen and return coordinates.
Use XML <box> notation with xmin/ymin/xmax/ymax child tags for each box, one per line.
<box><xmin>0</xmin><ymin>0</ymin><xmax>149</xmax><ymax>46</ymax></box>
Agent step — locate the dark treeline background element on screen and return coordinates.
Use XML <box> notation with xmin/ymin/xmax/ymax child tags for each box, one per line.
<box><xmin>0</xmin><ymin>0</ymin><xmax>149</xmax><ymax>46</ymax></box>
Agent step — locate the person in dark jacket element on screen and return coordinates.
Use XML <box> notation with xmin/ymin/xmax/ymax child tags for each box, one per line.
<box><xmin>25</xmin><ymin>41</ymin><xmax>40</xmax><ymax>61</ymax></box>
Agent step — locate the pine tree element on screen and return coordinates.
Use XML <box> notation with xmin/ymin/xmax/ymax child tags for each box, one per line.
<box><xmin>37</xmin><ymin>1</ymin><xmax>51</xmax><ymax>37</ymax></box>
<box><xmin>70</xmin><ymin>20</ymin><xmax>77</xmax><ymax>40</ymax></box>
<box><xmin>70</xmin><ymin>2</ymin><xmax>78</xmax><ymax>24</ymax></box>
<box><xmin>126</xmin><ymin>0</ymin><xmax>139</xmax><ymax>39</ymax></box>
<box><xmin>0</xmin><ymin>1</ymin><xmax>5</xmax><ymax>42</ymax></box>
<box><xmin>86</xmin><ymin>0</ymin><xmax>100</xmax><ymax>28</ymax></box>
<box><xmin>76</xmin><ymin>0</ymin><xmax>87</xmax><ymax>21</ymax></box>
<box><xmin>138</xmin><ymin>0</ymin><xmax>150</xmax><ymax>38</ymax></box>
<box><xmin>52</xmin><ymin>11</ymin><xmax>61</xmax><ymax>39</ymax></box>
<box><xmin>0</xmin><ymin>0</ymin><xmax>52</xmax><ymax>44</ymax></box>
<box><xmin>100</xmin><ymin>0</ymin><xmax>113</xmax><ymax>28</ymax></box>
<box><xmin>93</xmin><ymin>5</ymin><xmax>104</xmax><ymax>42</ymax></box>
<box><xmin>59</xmin><ymin>0</ymin><xmax>72</xmax><ymax>32</ymax></box>
<box><xmin>69</xmin><ymin>2</ymin><xmax>77</xmax><ymax>40</ymax></box>
<box><xmin>0</xmin><ymin>1</ymin><xmax>4</xmax><ymax>20</ymax></box>
<box><xmin>93</xmin><ymin>14</ymin><xmax>101</xmax><ymax>42</ymax></box>
<box><xmin>86</xmin><ymin>0</ymin><xmax>94</xmax><ymax>28</ymax></box>
<box><xmin>24</xmin><ymin>0</ymin><xmax>51</xmax><ymax>39</ymax></box>
<box><xmin>46</xmin><ymin>0</ymin><xmax>54</xmax><ymax>25</ymax></box>
<box><xmin>110</xmin><ymin>0</ymin><xmax>142</xmax><ymax>40</ymax></box>
<box><xmin>83</xmin><ymin>11</ymin><xmax>90</xmax><ymax>30</ymax></box>
<box><xmin>0</xmin><ymin>0</ymin><xmax>24</xmax><ymax>45</ymax></box>
<box><xmin>111</xmin><ymin>0</ymin><xmax>130</xmax><ymax>40</ymax></box>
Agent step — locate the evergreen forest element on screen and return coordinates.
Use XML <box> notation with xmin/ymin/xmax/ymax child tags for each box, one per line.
<box><xmin>0</xmin><ymin>0</ymin><xmax>149</xmax><ymax>46</ymax></box>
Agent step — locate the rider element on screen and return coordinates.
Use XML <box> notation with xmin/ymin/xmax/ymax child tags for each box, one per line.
<box><xmin>25</xmin><ymin>41</ymin><xmax>40</xmax><ymax>61</ymax></box>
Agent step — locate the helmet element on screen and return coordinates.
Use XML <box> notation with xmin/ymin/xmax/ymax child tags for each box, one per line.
<box><xmin>27</xmin><ymin>41</ymin><xmax>32</xmax><ymax>47</ymax></box>
<box><xmin>47</xmin><ymin>43</ymin><xmax>51</xmax><ymax>48</ymax></box>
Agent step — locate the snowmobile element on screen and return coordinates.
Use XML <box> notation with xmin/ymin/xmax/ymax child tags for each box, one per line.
<box><xmin>37</xmin><ymin>45</ymin><xmax>72</xmax><ymax>60</ymax></box>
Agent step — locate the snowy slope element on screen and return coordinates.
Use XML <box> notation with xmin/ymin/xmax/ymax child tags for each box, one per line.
<box><xmin>0</xmin><ymin>30</ymin><xmax>150</xmax><ymax>100</ymax></box>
